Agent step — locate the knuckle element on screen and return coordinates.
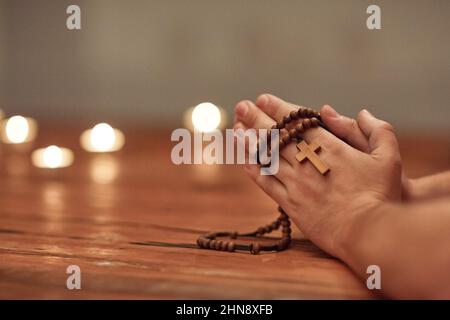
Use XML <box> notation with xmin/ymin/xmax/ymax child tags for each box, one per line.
<box><xmin>348</xmin><ymin>118</ymin><xmax>358</xmax><ymax>131</ymax></box>
<box><xmin>343</xmin><ymin>118</ymin><xmax>358</xmax><ymax>140</ymax></box>
<box><xmin>244</xmin><ymin>104</ymin><xmax>258</xmax><ymax>125</ymax></box>
<box><xmin>378</xmin><ymin>120</ymin><xmax>395</xmax><ymax>133</ymax></box>
<box><xmin>387</xmin><ymin>152</ymin><xmax>402</xmax><ymax>167</ymax></box>
<box><xmin>286</xmin><ymin>189</ymin><xmax>299</xmax><ymax>206</ymax></box>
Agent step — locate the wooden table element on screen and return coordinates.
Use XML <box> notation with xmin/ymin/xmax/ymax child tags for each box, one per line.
<box><xmin>0</xmin><ymin>126</ymin><xmax>448</xmax><ymax>299</ymax></box>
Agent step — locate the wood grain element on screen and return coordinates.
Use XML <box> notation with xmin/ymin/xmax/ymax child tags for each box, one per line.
<box><xmin>0</xmin><ymin>126</ymin><xmax>448</xmax><ymax>299</ymax></box>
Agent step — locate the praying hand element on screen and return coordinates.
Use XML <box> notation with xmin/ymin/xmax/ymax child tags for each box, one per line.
<box><xmin>234</xmin><ymin>94</ymin><xmax>450</xmax><ymax>299</ymax></box>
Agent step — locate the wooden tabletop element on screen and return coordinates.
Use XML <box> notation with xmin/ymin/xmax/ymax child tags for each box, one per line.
<box><xmin>0</xmin><ymin>126</ymin><xmax>448</xmax><ymax>299</ymax></box>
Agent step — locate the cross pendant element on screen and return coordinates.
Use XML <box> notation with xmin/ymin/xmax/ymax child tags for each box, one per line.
<box><xmin>295</xmin><ymin>140</ymin><xmax>330</xmax><ymax>175</ymax></box>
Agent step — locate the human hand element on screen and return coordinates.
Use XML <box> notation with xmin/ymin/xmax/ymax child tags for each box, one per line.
<box><xmin>234</xmin><ymin>94</ymin><xmax>403</xmax><ymax>259</ymax></box>
<box><xmin>316</xmin><ymin>103</ymin><xmax>414</xmax><ymax>201</ymax></box>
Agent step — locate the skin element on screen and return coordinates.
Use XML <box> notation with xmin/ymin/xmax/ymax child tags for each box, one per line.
<box><xmin>234</xmin><ymin>93</ymin><xmax>450</xmax><ymax>298</ymax></box>
<box><xmin>318</xmin><ymin>103</ymin><xmax>450</xmax><ymax>201</ymax></box>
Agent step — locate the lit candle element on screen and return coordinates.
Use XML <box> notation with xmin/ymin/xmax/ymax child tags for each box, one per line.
<box><xmin>183</xmin><ymin>102</ymin><xmax>227</xmax><ymax>132</ymax></box>
<box><xmin>1</xmin><ymin>115</ymin><xmax>38</xmax><ymax>144</ymax></box>
<box><xmin>80</xmin><ymin>123</ymin><xmax>125</xmax><ymax>153</ymax></box>
<box><xmin>32</xmin><ymin>145</ymin><xmax>74</xmax><ymax>169</ymax></box>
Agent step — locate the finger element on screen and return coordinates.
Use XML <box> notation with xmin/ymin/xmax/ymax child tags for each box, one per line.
<box><xmin>255</xmin><ymin>93</ymin><xmax>298</xmax><ymax>123</ymax></box>
<box><xmin>235</xmin><ymin>99</ymin><xmax>298</xmax><ymax>165</ymax></box>
<box><xmin>234</xmin><ymin>121</ymin><xmax>294</xmax><ymax>182</ymax></box>
<box><xmin>235</xmin><ymin>99</ymin><xmax>275</xmax><ymax>130</ymax></box>
<box><xmin>256</xmin><ymin>94</ymin><xmax>348</xmax><ymax>164</ymax></box>
<box><xmin>320</xmin><ymin>105</ymin><xmax>370</xmax><ymax>153</ymax></box>
<box><xmin>244</xmin><ymin>162</ymin><xmax>288</xmax><ymax>206</ymax></box>
<box><xmin>357</xmin><ymin>109</ymin><xmax>400</xmax><ymax>161</ymax></box>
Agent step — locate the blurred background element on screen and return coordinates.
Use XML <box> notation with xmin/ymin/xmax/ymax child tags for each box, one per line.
<box><xmin>0</xmin><ymin>0</ymin><xmax>448</xmax><ymax>299</ymax></box>
<box><xmin>0</xmin><ymin>0</ymin><xmax>449</xmax><ymax>130</ymax></box>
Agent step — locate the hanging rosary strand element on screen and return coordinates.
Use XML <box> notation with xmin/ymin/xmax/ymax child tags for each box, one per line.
<box><xmin>197</xmin><ymin>106</ymin><xmax>329</xmax><ymax>254</ymax></box>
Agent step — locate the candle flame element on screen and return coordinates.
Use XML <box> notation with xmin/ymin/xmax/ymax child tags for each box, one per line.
<box><xmin>90</xmin><ymin>123</ymin><xmax>116</xmax><ymax>152</ymax></box>
<box><xmin>191</xmin><ymin>102</ymin><xmax>221</xmax><ymax>133</ymax></box>
<box><xmin>43</xmin><ymin>145</ymin><xmax>64</xmax><ymax>168</ymax></box>
<box><xmin>5</xmin><ymin>115</ymin><xmax>30</xmax><ymax>143</ymax></box>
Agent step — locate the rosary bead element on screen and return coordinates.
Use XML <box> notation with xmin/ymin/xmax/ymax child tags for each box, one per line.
<box><xmin>250</xmin><ymin>242</ymin><xmax>261</xmax><ymax>255</ymax></box>
<box><xmin>289</xmin><ymin>129</ymin><xmax>297</xmax><ymax>139</ymax></box>
<box><xmin>295</xmin><ymin>123</ymin><xmax>304</xmax><ymax>133</ymax></box>
<box><xmin>257</xmin><ymin>227</ymin><xmax>265</xmax><ymax>236</ymax></box>
<box><xmin>298</xmin><ymin>108</ymin><xmax>307</xmax><ymax>118</ymax></box>
<box><xmin>283</xmin><ymin>115</ymin><xmax>291</xmax><ymax>124</ymax></box>
<box><xmin>278</xmin><ymin>209</ymin><xmax>288</xmax><ymax>219</ymax></box>
<box><xmin>272</xmin><ymin>221</ymin><xmax>280</xmax><ymax>229</ymax></box>
<box><xmin>282</xmin><ymin>227</ymin><xmax>291</xmax><ymax>234</ymax></box>
<box><xmin>277</xmin><ymin>240</ymin><xmax>286</xmax><ymax>251</ymax></box>
<box><xmin>281</xmin><ymin>219</ymin><xmax>291</xmax><ymax>227</ymax></box>
<box><xmin>220</xmin><ymin>241</ymin><xmax>228</xmax><ymax>251</ymax></box>
<box><xmin>303</xmin><ymin>118</ymin><xmax>311</xmax><ymax>129</ymax></box>
<box><xmin>264</xmin><ymin>225</ymin><xmax>272</xmax><ymax>233</ymax></box>
<box><xmin>282</xmin><ymin>135</ymin><xmax>290</xmax><ymax>144</ymax></box>
<box><xmin>227</xmin><ymin>242</ymin><xmax>236</xmax><ymax>252</ymax></box>
<box><xmin>209</xmin><ymin>240</ymin><xmax>217</xmax><ymax>249</ymax></box>
<box><xmin>310</xmin><ymin>117</ymin><xmax>319</xmax><ymax>127</ymax></box>
<box><xmin>215</xmin><ymin>240</ymin><xmax>223</xmax><ymax>250</ymax></box>
<box><xmin>290</xmin><ymin>110</ymin><xmax>299</xmax><ymax>120</ymax></box>
<box><xmin>276</xmin><ymin>121</ymin><xmax>285</xmax><ymax>129</ymax></box>
<box><xmin>205</xmin><ymin>232</ymin><xmax>215</xmax><ymax>239</ymax></box>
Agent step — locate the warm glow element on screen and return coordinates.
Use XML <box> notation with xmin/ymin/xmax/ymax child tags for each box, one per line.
<box><xmin>5</xmin><ymin>116</ymin><xmax>30</xmax><ymax>143</ymax></box>
<box><xmin>43</xmin><ymin>146</ymin><xmax>63</xmax><ymax>168</ymax></box>
<box><xmin>191</xmin><ymin>102</ymin><xmax>221</xmax><ymax>133</ymax></box>
<box><xmin>90</xmin><ymin>155</ymin><xmax>119</xmax><ymax>184</ymax></box>
<box><xmin>90</xmin><ymin>123</ymin><xmax>116</xmax><ymax>152</ymax></box>
<box><xmin>80</xmin><ymin>123</ymin><xmax>125</xmax><ymax>153</ymax></box>
<box><xmin>32</xmin><ymin>145</ymin><xmax>74</xmax><ymax>169</ymax></box>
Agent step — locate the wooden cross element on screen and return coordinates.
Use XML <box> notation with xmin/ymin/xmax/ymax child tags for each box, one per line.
<box><xmin>295</xmin><ymin>140</ymin><xmax>330</xmax><ymax>175</ymax></box>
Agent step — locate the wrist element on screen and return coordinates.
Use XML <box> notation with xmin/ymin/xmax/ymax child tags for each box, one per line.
<box><xmin>334</xmin><ymin>195</ymin><xmax>385</xmax><ymax>266</ymax></box>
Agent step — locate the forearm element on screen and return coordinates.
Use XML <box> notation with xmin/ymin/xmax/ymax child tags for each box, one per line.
<box><xmin>404</xmin><ymin>171</ymin><xmax>450</xmax><ymax>201</ymax></box>
<box><xmin>340</xmin><ymin>196</ymin><xmax>450</xmax><ymax>299</ymax></box>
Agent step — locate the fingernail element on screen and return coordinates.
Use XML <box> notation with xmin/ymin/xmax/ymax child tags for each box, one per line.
<box><xmin>257</xmin><ymin>94</ymin><xmax>269</xmax><ymax>107</ymax></box>
<box><xmin>363</xmin><ymin>109</ymin><xmax>374</xmax><ymax>117</ymax></box>
<box><xmin>324</xmin><ymin>105</ymin><xmax>339</xmax><ymax>118</ymax></box>
<box><xmin>233</xmin><ymin>122</ymin><xmax>243</xmax><ymax>131</ymax></box>
<box><xmin>235</xmin><ymin>102</ymin><xmax>249</xmax><ymax>118</ymax></box>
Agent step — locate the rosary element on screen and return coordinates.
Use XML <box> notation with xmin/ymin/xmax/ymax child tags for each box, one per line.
<box><xmin>197</xmin><ymin>106</ymin><xmax>330</xmax><ymax>254</ymax></box>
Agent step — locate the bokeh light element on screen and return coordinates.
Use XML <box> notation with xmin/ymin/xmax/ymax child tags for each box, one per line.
<box><xmin>5</xmin><ymin>115</ymin><xmax>30</xmax><ymax>144</ymax></box>
<box><xmin>191</xmin><ymin>102</ymin><xmax>221</xmax><ymax>133</ymax></box>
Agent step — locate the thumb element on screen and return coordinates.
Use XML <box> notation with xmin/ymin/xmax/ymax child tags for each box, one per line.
<box><xmin>357</xmin><ymin>109</ymin><xmax>400</xmax><ymax>160</ymax></box>
<box><xmin>320</xmin><ymin>105</ymin><xmax>370</xmax><ymax>153</ymax></box>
